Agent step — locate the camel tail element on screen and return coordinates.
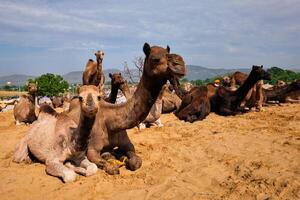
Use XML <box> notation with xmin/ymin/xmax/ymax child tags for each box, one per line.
<box><xmin>13</xmin><ymin>136</ymin><xmax>29</xmax><ymax>163</ymax></box>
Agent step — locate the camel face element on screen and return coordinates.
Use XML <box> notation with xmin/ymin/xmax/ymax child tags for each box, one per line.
<box><xmin>78</xmin><ymin>85</ymin><xmax>101</xmax><ymax>118</ymax></box>
<box><xmin>27</xmin><ymin>83</ymin><xmax>37</xmax><ymax>94</ymax></box>
<box><xmin>167</xmin><ymin>54</ymin><xmax>186</xmax><ymax>77</ymax></box>
<box><xmin>109</xmin><ymin>72</ymin><xmax>125</xmax><ymax>86</ymax></box>
<box><xmin>143</xmin><ymin>43</ymin><xmax>186</xmax><ymax>81</ymax></box>
<box><xmin>95</xmin><ymin>51</ymin><xmax>104</xmax><ymax>62</ymax></box>
<box><xmin>252</xmin><ymin>65</ymin><xmax>271</xmax><ymax>81</ymax></box>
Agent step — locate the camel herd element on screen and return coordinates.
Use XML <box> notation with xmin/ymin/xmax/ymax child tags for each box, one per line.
<box><xmin>9</xmin><ymin>42</ymin><xmax>300</xmax><ymax>182</ymax></box>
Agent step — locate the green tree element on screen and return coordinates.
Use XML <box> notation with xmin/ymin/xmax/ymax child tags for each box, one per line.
<box><xmin>33</xmin><ymin>73</ymin><xmax>69</xmax><ymax>96</ymax></box>
<box><xmin>267</xmin><ymin>67</ymin><xmax>300</xmax><ymax>84</ymax></box>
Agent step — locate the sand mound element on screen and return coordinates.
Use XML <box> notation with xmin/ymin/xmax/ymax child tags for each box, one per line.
<box><xmin>0</xmin><ymin>104</ymin><xmax>299</xmax><ymax>200</ymax></box>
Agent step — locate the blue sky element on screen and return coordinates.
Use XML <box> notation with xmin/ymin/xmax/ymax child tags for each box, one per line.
<box><xmin>0</xmin><ymin>0</ymin><xmax>299</xmax><ymax>76</ymax></box>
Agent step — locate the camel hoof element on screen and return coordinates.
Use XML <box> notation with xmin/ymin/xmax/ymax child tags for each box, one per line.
<box><xmin>126</xmin><ymin>155</ymin><xmax>142</xmax><ymax>171</ymax></box>
<box><xmin>86</xmin><ymin>164</ymin><xmax>98</xmax><ymax>176</ymax></box>
<box><xmin>62</xmin><ymin>170</ymin><xmax>77</xmax><ymax>183</ymax></box>
<box><xmin>104</xmin><ymin>163</ymin><xmax>120</xmax><ymax>175</ymax></box>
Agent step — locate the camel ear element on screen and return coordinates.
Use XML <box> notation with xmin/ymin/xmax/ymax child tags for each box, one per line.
<box><xmin>143</xmin><ymin>43</ymin><xmax>151</xmax><ymax>57</ymax></box>
<box><xmin>119</xmin><ymin>72</ymin><xmax>121</xmax><ymax>75</ymax></box>
<box><xmin>261</xmin><ymin>65</ymin><xmax>263</xmax><ymax>68</ymax></box>
<box><xmin>166</xmin><ymin>45</ymin><xmax>170</xmax><ymax>53</ymax></box>
<box><xmin>109</xmin><ymin>73</ymin><xmax>113</xmax><ymax>78</ymax></box>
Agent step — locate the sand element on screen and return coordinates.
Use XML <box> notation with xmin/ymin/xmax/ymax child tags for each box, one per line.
<box><xmin>0</xmin><ymin>104</ymin><xmax>299</xmax><ymax>200</ymax></box>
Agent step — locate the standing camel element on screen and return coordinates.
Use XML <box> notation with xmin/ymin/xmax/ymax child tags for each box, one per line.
<box><xmin>83</xmin><ymin>50</ymin><xmax>105</xmax><ymax>91</ymax></box>
<box><xmin>13</xmin><ymin>85</ymin><xmax>101</xmax><ymax>182</ymax></box>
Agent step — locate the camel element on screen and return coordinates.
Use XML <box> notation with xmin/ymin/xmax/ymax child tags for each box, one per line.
<box><xmin>13</xmin><ymin>83</ymin><xmax>37</xmax><ymax>125</ymax></box>
<box><xmin>52</xmin><ymin>96</ymin><xmax>64</xmax><ymax>108</ymax></box>
<box><xmin>161</xmin><ymin>85</ymin><xmax>182</xmax><ymax>113</ymax></box>
<box><xmin>175</xmin><ymin>86</ymin><xmax>210</xmax><ymax>122</ymax></box>
<box><xmin>13</xmin><ymin>85</ymin><xmax>101</xmax><ymax>182</ymax></box>
<box><xmin>211</xmin><ymin>65</ymin><xmax>271</xmax><ymax>116</ymax></box>
<box><xmin>81</xmin><ymin>43</ymin><xmax>186</xmax><ymax>175</ymax></box>
<box><xmin>105</xmin><ymin>72</ymin><xmax>131</xmax><ymax>103</ymax></box>
<box><xmin>83</xmin><ymin>50</ymin><xmax>105</xmax><ymax>91</ymax></box>
<box><xmin>264</xmin><ymin>79</ymin><xmax>300</xmax><ymax>103</ymax></box>
<box><xmin>224</xmin><ymin>71</ymin><xmax>266</xmax><ymax>111</ymax></box>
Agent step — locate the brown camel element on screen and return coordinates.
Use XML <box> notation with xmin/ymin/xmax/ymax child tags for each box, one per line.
<box><xmin>83</xmin><ymin>50</ymin><xmax>105</xmax><ymax>90</ymax></box>
<box><xmin>175</xmin><ymin>86</ymin><xmax>210</xmax><ymax>122</ymax></box>
<box><xmin>81</xmin><ymin>43</ymin><xmax>186</xmax><ymax>175</ymax></box>
<box><xmin>13</xmin><ymin>85</ymin><xmax>101</xmax><ymax>182</ymax></box>
<box><xmin>161</xmin><ymin>84</ymin><xmax>182</xmax><ymax>113</ymax></box>
<box><xmin>13</xmin><ymin>83</ymin><xmax>37</xmax><ymax>125</ymax></box>
<box><xmin>211</xmin><ymin>65</ymin><xmax>271</xmax><ymax>116</ymax></box>
<box><xmin>105</xmin><ymin>72</ymin><xmax>131</xmax><ymax>103</ymax></box>
<box><xmin>225</xmin><ymin>71</ymin><xmax>266</xmax><ymax>111</ymax></box>
<box><xmin>264</xmin><ymin>79</ymin><xmax>300</xmax><ymax>103</ymax></box>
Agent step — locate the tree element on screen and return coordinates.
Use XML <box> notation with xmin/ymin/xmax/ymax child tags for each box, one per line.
<box><xmin>33</xmin><ymin>73</ymin><xmax>69</xmax><ymax>96</ymax></box>
<box><xmin>132</xmin><ymin>56</ymin><xmax>144</xmax><ymax>78</ymax></box>
<box><xmin>123</xmin><ymin>61</ymin><xmax>135</xmax><ymax>83</ymax></box>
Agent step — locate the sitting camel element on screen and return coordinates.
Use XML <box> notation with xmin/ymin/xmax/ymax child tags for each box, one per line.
<box><xmin>211</xmin><ymin>65</ymin><xmax>271</xmax><ymax>116</ymax></box>
<box><xmin>175</xmin><ymin>86</ymin><xmax>210</xmax><ymax>122</ymax></box>
<box><xmin>13</xmin><ymin>85</ymin><xmax>100</xmax><ymax>182</ymax></box>
<box><xmin>83</xmin><ymin>50</ymin><xmax>105</xmax><ymax>91</ymax></box>
<box><xmin>224</xmin><ymin>71</ymin><xmax>266</xmax><ymax>111</ymax></box>
<box><xmin>67</xmin><ymin>43</ymin><xmax>186</xmax><ymax>175</ymax></box>
<box><xmin>14</xmin><ymin>83</ymin><xmax>37</xmax><ymax>125</ymax></box>
<box><xmin>264</xmin><ymin>79</ymin><xmax>300</xmax><ymax>103</ymax></box>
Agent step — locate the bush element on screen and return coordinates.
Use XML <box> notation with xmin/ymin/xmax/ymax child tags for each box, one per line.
<box><xmin>32</xmin><ymin>73</ymin><xmax>69</xmax><ymax>96</ymax></box>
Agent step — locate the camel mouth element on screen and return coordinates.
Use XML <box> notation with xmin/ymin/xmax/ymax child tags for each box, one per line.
<box><xmin>168</xmin><ymin>64</ymin><xmax>186</xmax><ymax>78</ymax></box>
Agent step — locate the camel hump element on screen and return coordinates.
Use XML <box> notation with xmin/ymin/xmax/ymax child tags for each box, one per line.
<box><xmin>39</xmin><ymin>104</ymin><xmax>58</xmax><ymax>116</ymax></box>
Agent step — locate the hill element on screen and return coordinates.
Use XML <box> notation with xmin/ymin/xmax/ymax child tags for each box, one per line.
<box><xmin>1</xmin><ymin>65</ymin><xmax>299</xmax><ymax>86</ymax></box>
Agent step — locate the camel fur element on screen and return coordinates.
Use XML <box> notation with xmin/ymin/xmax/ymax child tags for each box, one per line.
<box><xmin>13</xmin><ymin>85</ymin><xmax>101</xmax><ymax>182</ymax></box>
<box><xmin>13</xmin><ymin>83</ymin><xmax>37</xmax><ymax>125</ymax></box>
<box><xmin>80</xmin><ymin>43</ymin><xmax>186</xmax><ymax>175</ymax></box>
<box><xmin>83</xmin><ymin>50</ymin><xmax>105</xmax><ymax>91</ymax></box>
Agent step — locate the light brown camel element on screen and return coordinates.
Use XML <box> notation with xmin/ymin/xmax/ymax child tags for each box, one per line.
<box><xmin>83</xmin><ymin>50</ymin><xmax>105</xmax><ymax>90</ymax></box>
<box><xmin>82</xmin><ymin>43</ymin><xmax>186</xmax><ymax>175</ymax></box>
<box><xmin>13</xmin><ymin>85</ymin><xmax>101</xmax><ymax>182</ymax></box>
<box><xmin>13</xmin><ymin>83</ymin><xmax>37</xmax><ymax>125</ymax></box>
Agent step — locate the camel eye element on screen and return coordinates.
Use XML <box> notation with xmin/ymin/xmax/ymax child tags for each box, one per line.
<box><xmin>78</xmin><ymin>96</ymin><xmax>83</xmax><ymax>101</ymax></box>
<box><xmin>97</xmin><ymin>96</ymin><xmax>101</xmax><ymax>101</ymax></box>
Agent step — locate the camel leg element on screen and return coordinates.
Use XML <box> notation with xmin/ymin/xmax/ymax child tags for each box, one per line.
<box><xmin>87</xmin><ymin>147</ymin><xmax>120</xmax><ymax>175</ymax></box>
<box><xmin>138</xmin><ymin>122</ymin><xmax>146</xmax><ymax>130</ymax></box>
<box><xmin>45</xmin><ymin>159</ymin><xmax>77</xmax><ymax>183</ymax></box>
<box><xmin>117</xmin><ymin>130</ymin><xmax>142</xmax><ymax>171</ymax></box>
<box><xmin>154</xmin><ymin>118</ymin><xmax>163</xmax><ymax>127</ymax></box>
<box><xmin>65</xmin><ymin>162</ymin><xmax>87</xmax><ymax>175</ymax></box>
<box><xmin>79</xmin><ymin>157</ymin><xmax>98</xmax><ymax>176</ymax></box>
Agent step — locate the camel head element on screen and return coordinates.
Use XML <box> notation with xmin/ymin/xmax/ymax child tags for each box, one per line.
<box><xmin>143</xmin><ymin>43</ymin><xmax>186</xmax><ymax>81</ymax></box>
<box><xmin>78</xmin><ymin>85</ymin><xmax>101</xmax><ymax>118</ymax></box>
<box><xmin>95</xmin><ymin>51</ymin><xmax>104</xmax><ymax>62</ymax></box>
<box><xmin>222</xmin><ymin>76</ymin><xmax>232</xmax><ymax>87</ymax></box>
<box><xmin>251</xmin><ymin>65</ymin><xmax>271</xmax><ymax>81</ymax></box>
<box><xmin>276</xmin><ymin>80</ymin><xmax>286</xmax><ymax>87</ymax></box>
<box><xmin>27</xmin><ymin>83</ymin><xmax>37</xmax><ymax>94</ymax></box>
<box><xmin>109</xmin><ymin>72</ymin><xmax>126</xmax><ymax>87</ymax></box>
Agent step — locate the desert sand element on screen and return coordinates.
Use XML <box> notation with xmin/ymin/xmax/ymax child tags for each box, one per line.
<box><xmin>0</xmin><ymin>104</ymin><xmax>299</xmax><ymax>200</ymax></box>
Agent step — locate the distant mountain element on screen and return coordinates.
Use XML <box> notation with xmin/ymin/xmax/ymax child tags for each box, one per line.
<box><xmin>1</xmin><ymin>65</ymin><xmax>298</xmax><ymax>86</ymax></box>
<box><xmin>0</xmin><ymin>74</ymin><xmax>36</xmax><ymax>86</ymax></box>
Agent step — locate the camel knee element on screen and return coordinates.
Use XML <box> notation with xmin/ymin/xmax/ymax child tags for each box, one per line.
<box><xmin>62</xmin><ymin>170</ymin><xmax>77</xmax><ymax>183</ymax></box>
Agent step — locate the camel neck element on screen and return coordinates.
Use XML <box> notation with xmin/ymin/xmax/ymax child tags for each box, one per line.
<box><xmin>28</xmin><ymin>93</ymin><xmax>36</xmax><ymax>105</ymax></box>
<box><xmin>109</xmin><ymin>85</ymin><xmax>119</xmax><ymax>103</ymax></box>
<box><xmin>74</xmin><ymin>114</ymin><xmax>95</xmax><ymax>151</ymax></box>
<box><xmin>234</xmin><ymin>72</ymin><xmax>258</xmax><ymax>103</ymax></box>
<box><xmin>96</xmin><ymin>59</ymin><xmax>102</xmax><ymax>71</ymax></box>
<box><xmin>104</xmin><ymin>73</ymin><xmax>166</xmax><ymax>132</ymax></box>
<box><xmin>120</xmin><ymin>83</ymin><xmax>131</xmax><ymax>99</ymax></box>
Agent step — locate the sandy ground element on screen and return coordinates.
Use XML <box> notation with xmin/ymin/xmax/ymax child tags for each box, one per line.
<box><xmin>0</xmin><ymin>104</ymin><xmax>299</xmax><ymax>200</ymax></box>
